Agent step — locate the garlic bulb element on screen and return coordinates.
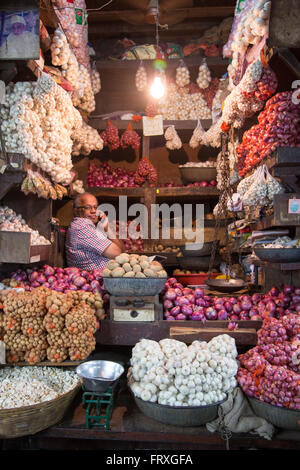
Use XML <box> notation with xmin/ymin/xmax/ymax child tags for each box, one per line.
<box><xmin>135</xmin><ymin>64</ymin><xmax>147</xmax><ymax>92</ymax></box>
<box><xmin>175</xmin><ymin>63</ymin><xmax>190</xmax><ymax>87</ymax></box>
<box><xmin>196</xmin><ymin>61</ymin><xmax>211</xmax><ymax>89</ymax></box>
<box><xmin>50</xmin><ymin>28</ymin><xmax>70</xmax><ymax>67</ymax></box>
<box><xmin>0</xmin><ymin>206</ymin><xmax>50</xmax><ymax>245</ymax></box>
<box><xmin>91</xmin><ymin>68</ymin><xmax>101</xmax><ymax>95</ymax></box>
<box><xmin>164</xmin><ymin>125</ymin><xmax>182</xmax><ymax>150</ymax></box>
<box><xmin>72</xmin><ymin>179</ymin><xmax>85</xmax><ymax>194</ymax></box>
<box><xmin>71</xmin><ymin>121</ymin><xmax>103</xmax><ymax>156</ymax></box>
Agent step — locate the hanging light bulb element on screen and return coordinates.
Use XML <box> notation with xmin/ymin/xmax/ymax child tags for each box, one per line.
<box><xmin>150</xmin><ymin>75</ymin><xmax>165</xmax><ymax>99</ymax></box>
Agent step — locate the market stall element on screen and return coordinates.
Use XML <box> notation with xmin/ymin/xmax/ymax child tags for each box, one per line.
<box><xmin>1</xmin><ymin>0</ymin><xmax>300</xmax><ymax>451</ymax></box>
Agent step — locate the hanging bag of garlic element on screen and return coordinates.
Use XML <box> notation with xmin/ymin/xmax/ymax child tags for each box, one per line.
<box><xmin>241</xmin><ymin>165</ymin><xmax>269</xmax><ymax>208</ymax></box>
<box><xmin>197</xmin><ymin>58</ymin><xmax>212</xmax><ymax>90</ymax></box>
<box><xmin>189</xmin><ymin>118</ymin><xmax>204</xmax><ymax>149</ymax></box>
<box><xmin>175</xmin><ymin>60</ymin><xmax>190</xmax><ymax>88</ymax></box>
<box><xmin>164</xmin><ymin>125</ymin><xmax>182</xmax><ymax>150</ymax></box>
<box><xmin>135</xmin><ymin>61</ymin><xmax>147</xmax><ymax>92</ymax></box>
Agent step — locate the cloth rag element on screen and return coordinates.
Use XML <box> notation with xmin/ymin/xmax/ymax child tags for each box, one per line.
<box><xmin>206</xmin><ymin>387</ymin><xmax>275</xmax><ymax>441</ymax></box>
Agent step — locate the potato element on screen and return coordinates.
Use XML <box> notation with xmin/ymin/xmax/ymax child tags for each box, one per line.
<box><xmin>135</xmin><ymin>272</ymin><xmax>146</xmax><ymax>278</ymax></box>
<box><xmin>140</xmin><ymin>260</ymin><xmax>150</xmax><ymax>270</ymax></box>
<box><xmin>149</xmin><ymin>261</ymin><xmax>163</xmax><ymax>273</ymax></box>
<box><xmin>107</xmin><ymin>260</ymin><xmax>120</xmax><ymax>271</ymax></box>
<box><xmin>143</xmin><ymin>268</ymin><xmax>156</xmax><ymax>278</ymax></box>
<box><xmin>123</xmin><ymin>271</ymin><xmax>135</xmax><ymax>278</ymax></box>
<box><xmin>115</xmin><ymin>253</ymin><xmax>130</xmax><ymax>265</ymax></box>
<box><xmin>123</xmin><ymin>262</ymin><xmax>132</xmax><ymax>272</ymax></box>
<box><xmin>111</xmin><ymin>267</ymin><xmax>125</xmax><ymax>277</ymax></box>
<box><xmin>157</xmin><ymin>270</ymin><xmax>168</xmax><ymax>278</ymax></box>
<box><xmin>133</xmin><ymin>264</ymin><xmax>142</xmax><ymax>273</ymax></box>
<box><xmin>130</xmin><ymin>258</ymin><xmax>139</xmax><ymax>267</ymax></box>
<box><xmin>139</xmin><ymin>255</ymin><xmax>149</xmax><ymax>263</ymax></box>
<box><xmin>101</xmin><ymin>268</ymin><xmax>111</xmax><ymax>277</ymax></box>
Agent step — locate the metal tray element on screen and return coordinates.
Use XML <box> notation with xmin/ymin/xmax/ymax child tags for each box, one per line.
<box><xmin>206</xmin><ymin>278</ymin><xmax>247</xmax><ymax>293</ymax></box>
<box><xmin>177</xmin><ymin>255</ymin><xmax>221</xmax><ymax>270</ymax></box>
<box><xmin>254</xmin><ymin>247</ymin><xmax>300</xmax><ymax>263</ymax></box>
<box><xmin>103</xmin><ymin>277</ymin><xmax>167</xmax><ymax>297</ymax></box>
<box><xmin>180</xmin><ymin>241</ymin><xmax>219</xmax><ymax>257</ymax></box>
<box><xmin>133</xmin><ymin>394</ymin><xmax>224</xmax><ymax>427</ymax></box>
<box><xmin>248</xmin><ymin>396</ymin><xmax>300</xmax><ymax>431</ymax></box>
<box><xmin>179</xmin><ymin>166</ymin><xmax>217</xmax><ymax>183</ymax></box>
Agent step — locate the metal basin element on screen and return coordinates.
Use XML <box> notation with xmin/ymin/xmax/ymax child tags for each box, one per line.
<box><xmin>179</xmin><ymin>166</ymin><xmax>217</xmax><ymax>183</ymax></box>
<box><xmin>254</xmin><ymin>247</ymin><xmax>300</xmax><ymax>263</ymax></box>
<box><xmin>248</xmin><ymin>396</ymin><xmax>300</xmax><ymax>431</ymax></box>
<box><xmin>133</xmin><ymin>394</ymin><xmax>224</xmax><ymax>427</ymax></box>
<box><xmin>206</xmin><ymin>278</ymin><xmax>247</xmax><ymax>293</ymax></box>
<box><xmin>180</xmin><ymin>241</ymin><xmax>219</xmax><ymax>257</ymax></box>
<box><xmin>103</xmin><ymin>277</ymin><xmax>167</xmax><ymax>297</ymax></box>
<box><xmin>76</xmin><ymin>360</ymin><xmax>124</xmax><ymax>393</ymax></box>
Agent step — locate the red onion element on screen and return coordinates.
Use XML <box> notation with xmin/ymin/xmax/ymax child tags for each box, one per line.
<box><xmin>165</xmin><ymin>289</ymin><xmax>177</xmax><ymax>301</ymax></box>
<box><xmin>176</xmin><ymin>313</ymin><xmax>187</xmax><ymax>321</ymax></box>
<box><xmin>194</xmin><ymin>288</ymin><xmax>204</xmax><ymax>299</ymax></box>
<box><xmin>170</xmin><ymin>306</ymin><xmax>181</xmax><ymax>316</ymax></box>
<box><xmin>181</xmin><ymin>305</ymin><xmax>193</xmax><ymax>316</ymax></box>
<box><xmin>205</xmin><ymin>307</ymin><xmax>217</xmax><ymax>320</ymax></box>
<box><xmin>218</xmin><ymin>309</ymin><xmax>228</xmax><ymax>320</ymax></box>
<box><xmin>163</xmin><ymin>299</ymin><xmax>173</xmax><ymax>310</ymax></box>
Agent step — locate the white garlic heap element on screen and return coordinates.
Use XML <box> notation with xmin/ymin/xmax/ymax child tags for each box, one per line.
<box><xmin>225</xmin><ymin>0</ymin><xmax>271</xmax><ymax>88</ymax></box>
<box><xmin>164</xmin><ymin>125</ymin><xmax>182</xmax><ymax>150</ymax></box>
<box><xmin>128</xmin><ymin>336</ymin><xmax>238</xmax><ymax>407</ymax></box>
<box><xmin>72</xmin><ymin>179</ymin><xmax>85</xmax><ymax>194</ymax></box>
<box><xmin>61</xmin><ymin>51</ymin><xmax>80</xmax><ymax>92</ymax></box>
<box><xmin>135</xmin><ymin>63</ymin><xmax>147</xmax><ymax>92</ymax></box>
<box><xmin>91</xmin><ymin>68</ymin><xmax>101</xmax><ymax>95</ymax></box>
<box><xmin>196</xmin><ymin>61</ymin><xmax>211</xmax><ymax>89</ymax></box>
<box><xmin>50</xmin><ymin>27</ymin><xmax>70</xmax><ymax>67</ymax></box>
<box><xmin>71</xmin><ymin>121</ymin><xmax>103</xmax><ymax>156</ymax></box>
<box><xmin>157</xmin><ymin>82</ymin><xmax>211</xmax><ymax>120</ymax></box>
<box><xmin>0</xmin><ymin>74</ymin><xmax>82</xmax><ymax>184</ymax></box>
<box><xmin>72</xmin><ymin>64</ymin><xmax>96</xmax><ymax>114</ymax></box>
<box><xmin>175</xmin><ymin>62</ymin><xmax>190</xmax><ymax>87</ymax></box>
<box><xmin>0</xmin><ymin>206</ymin><xmax>50</xmax><ymax>245</ymax></box>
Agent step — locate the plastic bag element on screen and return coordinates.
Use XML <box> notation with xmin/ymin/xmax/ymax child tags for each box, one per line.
<box><xmin>164</xmin><ymin>125</ymin><xmax>182</xmax><ymax>150</ymax></box>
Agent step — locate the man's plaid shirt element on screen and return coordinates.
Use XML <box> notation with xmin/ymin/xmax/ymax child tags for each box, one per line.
<box><xmin>65</xmin><ymin>217</ymin><xmax>112</xmax><ymax>271</ymax></box>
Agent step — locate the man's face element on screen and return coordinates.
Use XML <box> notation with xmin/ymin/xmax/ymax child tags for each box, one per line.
<box><xmin>74</xmin><ymin>195</ymin><xmax>98</xmax><ymax>224</ymax></box>
<box><xmin>12</xmin><ymin>23</ymin><xmax>26</xmax><ymax>35</ymax></box>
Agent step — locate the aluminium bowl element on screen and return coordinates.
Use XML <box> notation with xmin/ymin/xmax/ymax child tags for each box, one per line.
<box><xmin>103</xmin><ymin>277</ymin><xmax>167</xmax><ymax>297</ymax></box>
<box><xmin>180</xmin><ymin>241</ymin><xmax>219</xmax><ymax>257</ymax></box>
<box><xmin>254</xmin><ymin>247</ymin><xmax>300</xmax><ymax>263</ymax></box>
<box><xmin>76</xmin><ymin>360</ymin><xmax>124</xmax><ymax>393</ymax></box>
<box><xmin>248</xmin><ymin>396</ymin><xmax>300</xmax><ymax>431</ymax></box>
<box><xmin>177</xmin><ymin>255</ymin><xmax>221</xmax><ymax>270</ymax></box>
<box><xmin>179</xmin><ymin>166</ymin><xmax>217</xmax><ymax>183</ymax></box>
<box><xmin>133</xmin><ymin>394</ymin><xmax>225</xmax><ymax>427</ymax></box>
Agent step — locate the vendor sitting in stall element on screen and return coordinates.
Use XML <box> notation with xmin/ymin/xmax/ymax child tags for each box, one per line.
<box><xmin>65</xmin><ymin>192</ymin><xmax>124</xmax><ymax>271</ymax></box>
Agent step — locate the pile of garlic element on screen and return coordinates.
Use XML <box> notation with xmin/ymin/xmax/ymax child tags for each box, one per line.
<box><xmin>135</xmin><ymin>63</ymin><xmax>147</xmax><ymax>92</ymax></box>
<box><xmin>175</xmin><ymin>63</ymin><xmax>190</xmax><ymax>87</ymax></box>
<box><xmin>225</xmin><ymin>0</ymin><xmax>271</xmax><ymax>87</ymax></box>
<box><xmin>164</xmin><ymin>125</ymin><xmax>182</xmax><ymax>150</ymax></box>
<box><xmin>196</xmin><ymin>61</ymin><xmax>211</xmax><ymax>89</ymax></box>
<box><xmin>0</xmin><ymin>206</ymin><xmax>50</xmax><ymax>246</ymax></box>
<box><xmin>71</xmin><ymin>120</ymin><xmax>103</xmax><ymax>156</ymax></box>
<box><xmin>91</xmin><ymin>67</ymin><xmax>101</xmax><ymax>95</ymax></box>
<box><xmin>50</xmin><ymin>27</ymin><xmax>70</xmax><ymax>67</ymax></box>
<box><xmin>237</xmin><ymin>165</ymin><xmax>284</xmax><ymax>208</ymax></box>
<box><xmin>71</xmin><ymin>179</ymin><xmax>85</xmax><ymax>194</ymax></box>
<box><xmin>0</xmin><ymin>74</ymin><xmax>82</xmax><ymax>184</ymax></box>
<box><xmin>157</xmin><ymin>82</ymin><xmax>211</xmax><ymax>120</ymax></box>
<box><xmin>128</xmin><ymin>335</ymin><xmax>238</xmax><ymax>407</ymax></box>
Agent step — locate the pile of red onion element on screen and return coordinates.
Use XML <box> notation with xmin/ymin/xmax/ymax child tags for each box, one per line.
<box><xmin>2</xmin><ymin>265</ymin><xmax>110</xmax><ymax>299</ymax></box>
<box><xmin>237</xmin><ymin>91</ymin><xmax>300</xmax><ymax>176</ymax></box>
<box><xmin>135</xmin><ymin>157</ymin><xmax>158</xmax><ymax>185</ymax></box>
<box><xmin>237</xmin><ymin>314</ymin><xmax>300</xmax><ymax>410</ymax></box>
<box><xmin>88</xmin><ymin>162</ymin><xmax>137</xmax><ymax>188</ymax></box>
<box><xmin>163</xmin><ymin>279</ymin><xmax>300</xmax><ymax>324</ymax></box>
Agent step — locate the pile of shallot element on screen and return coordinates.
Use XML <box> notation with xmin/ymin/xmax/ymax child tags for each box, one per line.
<box><xmin>237</xmin><ymin>91</ymin><xmax>300</xmax><ymax>176</ymax></box>
<box><xmin>237</xmin><ymin>313</ymin><xmax>300</xmax><ymax>410</ymax></box>
<box><xmin>163</xmin><ymin>280</ymin><xmax>300</xmax><ymax>324</ymax></box>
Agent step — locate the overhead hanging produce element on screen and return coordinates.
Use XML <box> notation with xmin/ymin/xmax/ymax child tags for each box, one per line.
<box><xmin>164</xmin><ymin>125</ymin><xmax>182</xmax><ymax>150</ymax></box>
<box><xmin>120</xmin><ymin>123</ymin><xmax>141</xmax><ymax>150</ymax></box>
<box><xmin>135</xmin><ymin>63</ymin><xmax>147</xmax><ymax>92</ymax></box>
<box><xmin>196</xmin><ymin>59</ymin><xmax>212</xmax><ymax>89</ymax></box>
<box><xmin>175</xmin><ymin>61</ymin><xmax>190</xmax><ymax>87</ymax></box>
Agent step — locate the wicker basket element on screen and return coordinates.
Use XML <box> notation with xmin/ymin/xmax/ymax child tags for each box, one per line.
<box><xmin>0</xmin><ymin>384</ymin><xmax>81</xmax><ymax>438</ymax></box>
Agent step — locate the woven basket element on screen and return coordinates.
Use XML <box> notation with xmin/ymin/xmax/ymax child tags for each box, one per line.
<box><xmin>0</xmin><ymin>384</ymin><xmax>81</xmax><ymax>439</ymax></box>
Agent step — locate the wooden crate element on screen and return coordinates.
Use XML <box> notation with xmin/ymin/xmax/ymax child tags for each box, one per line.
<box><xmin>0</xmin><ymin>231</ymin><xmax>51</xmax><ymax>264</ymax></box>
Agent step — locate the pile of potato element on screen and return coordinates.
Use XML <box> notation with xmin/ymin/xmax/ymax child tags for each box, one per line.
<box><xmin>102</xmin><ymin>253</ymin><xmax>167</xmax><ymax>278</ymax></box>
<box><xmin>1</xmin><ymin>287</ymin><xmax>103</xmax><ymax>364</ymax></box>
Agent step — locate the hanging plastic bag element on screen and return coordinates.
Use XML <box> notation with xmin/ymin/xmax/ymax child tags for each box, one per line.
<box><xmin>135</xmin><ymin>61</ymin><xmax>147</xmax><ymax>92</ymax></box>
<box><xmin>241</xmin><ymin>165</ymin><xmax>268</xmax><ymax>207</ymax></box>
<box><xmin>164</xmin><ymin>125</ymin><xmax>182</xmax><ymax>150</ymax></box>
<box><xmin>175</xmin><ymin>60</ymin><xmax>190</xmax><ymax>87</ymax></box>
<box><xmin>196</xmin><ymin>58</ymin><xmax>211</xmax><ymax>89</ymax></box>
<box><xmin>264</xmin><ymin>166</ymin><xmax>285</xmax><ymax>203</ymax></box>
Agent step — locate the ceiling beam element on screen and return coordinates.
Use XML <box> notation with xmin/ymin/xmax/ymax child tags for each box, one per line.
<box><xmin>87</xmin><ymin>6</ymin><xmax>234</xmax><ymax>23</ymax></box>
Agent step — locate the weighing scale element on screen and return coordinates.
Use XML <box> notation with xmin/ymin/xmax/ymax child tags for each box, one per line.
<box><xmin>109</xmin><ymin>295</ymin><xmax>162</xmax><ymax>322</ymax></box>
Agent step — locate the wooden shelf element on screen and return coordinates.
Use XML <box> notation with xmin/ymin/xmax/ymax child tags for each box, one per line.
<box><xmin>95</xmin><ymin>57</ymin><xmax>229</xmax><ymax>70</ymax></box>
<box><xmin>96</xmin><ymin>319</ymin><xmax>260</xmax><ymax>346</ymax></box>
<box><xmin>88</xmin><ymin>185</ymin><xmax>219</xmax><ymax>199</ymax></box>
<box><xmin>251</xmin><ymin>259</ymin><xmax>300</xmax><ymax>271</ymax></box>
<box><xmin>89</xmin><ymin>118</ymin><xmax>213</xmax><ymax>131</ymax></box>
